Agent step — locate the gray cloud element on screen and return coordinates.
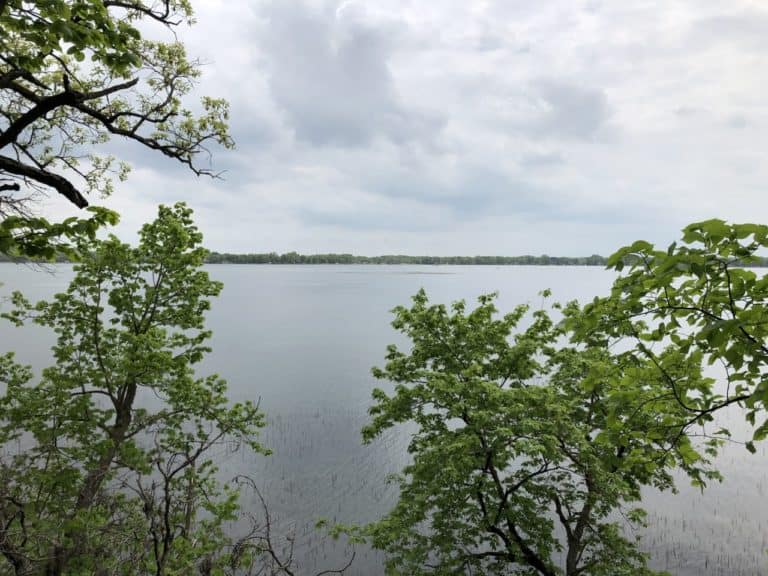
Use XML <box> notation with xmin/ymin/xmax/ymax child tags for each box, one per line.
<box><xmin>65</xmin><ymin>0</ymin><xmax>768</xmax><ymax>257</ymax></box>
<box><xmin>674</xmin><ymin>106</ymin><xmax>702</xmax><ymax>117</ymax></box>
<box><xmin>296</xmin><ymin>206</ymin><xmax>443</xmax><ymax>232</ymax></box>
<box><xmin>530</xmin><ymin>80</ymin><xmax>611</xmax><ymax>140</ymax></box>
<box><xmin>726</xmin><ymin>115</ymin><xmax>748</xmax><ymax>130</ymax></box>
<box><xmin>257</xmin><ymin>1</ymin><xmax>443</xmax><ymax>147</ymax></box>
<box><xmin>692</xmin><ymin>10</ymin><xmax>768</xmax><ymax>50</ymax></box>
<box><xmin>293</xmin><ymin>164</ymin><xmax>611</xmax><ymax>233</ymax></box>
<box><xmin>520</xmin><ymin>152</ymin><xmax>566</xmax><ymax>168</ymax></box>
<box><xmin>344</xmin><ymin>162</ymin><xmax>550</xmax><ymax>219</ymax></box>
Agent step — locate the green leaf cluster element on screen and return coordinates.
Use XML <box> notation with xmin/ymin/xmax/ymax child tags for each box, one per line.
<box><xmin>365</xmin><ymin>289</ymin><xmax>716</xmax><ymax>576</ymax></box>
<box><xmin>0</xmin><ymin>206</ymin><xmax>118</xmax><ymax>260</ymax></box>
<box><xmin>0</xmin><ymin>203</ymin><xmax>265</xmax><ymax>574</ymax></box>
<box><xmin>589</xmin><ymin>219</ymin><xmax>768</xmax><ymax>440</ymax></box>
<box><xmin>1</xmin><ymin>0</ymin><xmax>233</xmax><ymax>255</ymax></box>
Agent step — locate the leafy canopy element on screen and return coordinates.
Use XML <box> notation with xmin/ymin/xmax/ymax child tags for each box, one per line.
<box><xmin>0</xmin><ymin>0</ymin><xmax>233</xmax><ymax>257</ymax></box>
<box><xmin>578</xmin><ymin>219</ymin><xmax>768</xmax><ymax>446</ymax></box>
<box><xmin>364</xmin><ymin>289</ymin><xmax>715</xmax><ymax>576</ymax></box>
<box><xmin>0</xmin><ymin>203</ymin><xmax>265</xmax><ymax>574</ymax></box>
<box><xmin>0</xmin><ymin>205</ymin><xmax>118</xmax><ymax>259</ymax></box>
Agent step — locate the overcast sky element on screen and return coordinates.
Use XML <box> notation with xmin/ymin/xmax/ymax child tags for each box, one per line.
<box><xmin>50</xmin><ymin>0</ymin><xmax>768</xmax><ymax>255</ymax></box>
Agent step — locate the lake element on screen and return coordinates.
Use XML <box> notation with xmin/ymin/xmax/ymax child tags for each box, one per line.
<box><xmin>1</xmin><ymin>264</ymin><xmax>766</xmax><ymax>575</ymax></box>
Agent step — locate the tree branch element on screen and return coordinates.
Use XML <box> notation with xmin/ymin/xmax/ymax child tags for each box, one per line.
<box><xmin>0</xmin><ymin>155</ymin><xmax>88</xmax><ymax>207</ymax></box>
<box><xmin>103</xmin><ymin>0</ymin><xmax>180</xmax><ymax>26</ymax></box>
<box><xmin>0</xmin><ymin>79</ymin><xmax>141</xmax><ymax>150</ymax></box>
<box><xmin>0</xmin><ymin>92</ymin><xmax>75</xmax><ymax>150</ymax></box>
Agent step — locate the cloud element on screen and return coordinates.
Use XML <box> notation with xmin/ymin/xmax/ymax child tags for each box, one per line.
<box><xmin>727</xmin><ymin>115</ymin><xmax>748</xmax><ymax>129</ymax></box>
<box><xmin>528</xmin><ymin>80</ymin><xmax>611</xmax><ymax>140</ymax></box>
<box><xmin>296</xmin><ymin>204</ymin><xmax>449</xmax><ymax>232</ymax></box>
<box><xmin>35</xmin><ymin>0</ymin><xmax>768</xmax><ymax>259</ymax></box>
<box><xmin>520</xmin><ymin>151</ymin><xmax>566</xmax><ymax>168</ymax></box>
<box><xmin>256</xmin><ymin>0</ymin><xmax>443</xmax><ymax>147</ymax></box>
<box><xmin>691</xmin><ymin>9</ymin><xmax>768</xmax><ymax>50</ymax></box>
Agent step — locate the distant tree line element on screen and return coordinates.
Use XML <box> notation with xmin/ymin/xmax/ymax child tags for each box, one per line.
<box><xmin>6</xmin><ymin>250</ymin><xmax>768</xmax><ymax>267</ymax></box>
<box><xmin>204</xmin><ymin>251</ymin><xmax>768</xmax><ymax>266</ymax></box>
<box><xmin>205</xmin><ymin>252</ymin><xmax>610</xmax><ymax>265</ymax></box>
<box><xmin>4</xmin><ymin>250</ymin><xmax>768</xmax><ymax>268</ymax></box>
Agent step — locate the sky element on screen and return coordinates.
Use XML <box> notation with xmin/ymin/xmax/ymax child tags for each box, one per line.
<box><xmin>47</xmin><ymin>0</ymin><xmax>768</xmax><ymax>256</ymax></box>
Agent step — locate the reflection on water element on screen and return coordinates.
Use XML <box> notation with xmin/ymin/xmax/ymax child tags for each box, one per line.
<box><xmin>1</xmin><ymin>264</ymin><xmax>767</xmax><ymax>575</ymax></box>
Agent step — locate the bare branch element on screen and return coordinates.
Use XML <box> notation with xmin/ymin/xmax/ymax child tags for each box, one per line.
<box><xmin>231</xmin><ymin>476</ymin><xmax>356</xmax><ymax>576</ymax></box>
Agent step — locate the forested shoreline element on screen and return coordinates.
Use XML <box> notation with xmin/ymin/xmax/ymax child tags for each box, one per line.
<box><xmin>5</xmin><ymin>251</ymin><xmax>768</xmax><ymax>267</ymax></box>
<box><xmin>0</xmin><ymin>252</ymin><xmax>613</xmax><ymax>265</ymax></box>
<box><xmin>205</xmin><ymin>252</ymin><xmax>609</xmax><ymax>265</ymax></box>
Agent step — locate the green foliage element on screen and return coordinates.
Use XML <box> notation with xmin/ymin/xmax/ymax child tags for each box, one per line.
<box><xmin>1</xmin><ymin>0</ymin><xmax>233</xmax><ymax>258</ymax></box>
<box><xmin>364</xmin><ymin>289</ymin><xmax>716</xmax><ymax>576</ymax></box>
<box><xmin>0</xmin><ymin>206</ymin><xmax>119</xmax><ymax>260</ymax></box>
<box><xmin>0</xmin><ymin>203</ymin><xmax>265</xmax><ymax>574</ymax></box>
<box><xmin>583</xmin><ymin>219</ymin><xmax>768</xmax><ymax>440</ymax></box>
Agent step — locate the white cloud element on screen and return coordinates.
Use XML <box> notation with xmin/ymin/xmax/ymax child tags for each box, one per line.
<box><xmin>58</xmin><ymin>0</ymin><xmax>768</xmax><ymax>255</ymax></box>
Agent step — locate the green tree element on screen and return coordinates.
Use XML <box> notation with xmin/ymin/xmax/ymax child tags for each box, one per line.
<box><xmin>0</xmin><ymin>206</ymin><xmax>118</xmax><ymax>260</ymax></box>
<box><xmin>0</xmin><ymin>203</ymin><xmax>265</xmax><ymax>574</ymax></box>
<box><xmin>0</xmin><ymin>0</ymin><xmax>233</xmax><ymax>257</ymax></box>
<box><xmin>364</xmin><ymin>290</ymin><xmax>717</xmax><ymax>576</ymax></box>
<box><xmin>579</xmin><ymin>220</ymin><xmax>768</xmax><ymax>446</ymax></box>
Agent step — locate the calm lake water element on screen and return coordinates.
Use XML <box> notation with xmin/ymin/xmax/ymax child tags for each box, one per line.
<box><xmin>1</xmin><ymin>264</ymin><xmax>766</xmax><ymax>575</ymax></box>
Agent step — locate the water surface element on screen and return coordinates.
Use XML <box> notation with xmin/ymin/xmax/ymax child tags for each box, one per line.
<box><xmin>1</xmin><ymin>264</ymin><xmax>766</xmax><ymax>575</ymax></box>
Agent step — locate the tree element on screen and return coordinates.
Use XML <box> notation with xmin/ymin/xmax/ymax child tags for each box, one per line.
<box><xmin>0</xmin><ymin>203</ymin><xmax>265</xmax><ymax>574</ymax></box>
<box><xmin>578</xmin><ymin>220</ymin><xmax>768</xmax><ymax>446</ymax></box>
<box><xmin>0</xmin><ymin>205</ymin><xmax>118</xmax><ymax>259</ymax></box>
<box><xmin>0</xmin><ymin>0</ymin><xmax>233</xmax><ymax>257</ymax></box>
<box><xmin>363</xmin><ymin>289</ymin><xmax>717</xmax><ymax>576</ymax></box>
